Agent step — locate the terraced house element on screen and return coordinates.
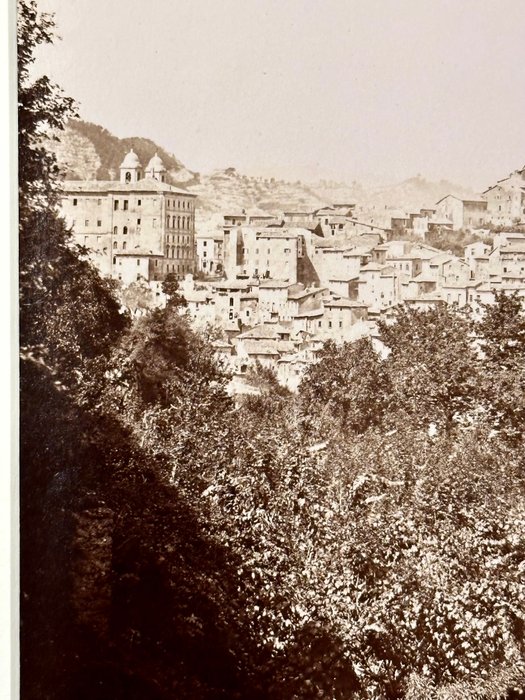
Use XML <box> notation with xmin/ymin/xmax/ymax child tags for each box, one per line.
<box><xmin>60</xmin><ymin>149</ymin><xmax>197</xmax><ymax>281</ymax></box>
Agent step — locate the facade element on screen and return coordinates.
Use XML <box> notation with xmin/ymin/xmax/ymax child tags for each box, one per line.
<box><xmin>195</xmin><ymin>231</ymin><xmax>224</xmax><ymax>275</ymax></box>
<box><xmin>435</xmin><ymin>195</ymin><xmax>487</xmax><ymax>230</ymax></box>
<box><xmin>222</xmin><ymin>226</ymin><xmax>308</xmax><ymax>282</ymax></box>
<box><xmin>60</xmin><ymin>150</ymin><xmax>197</xmax><ymax>282</ymax></box>
<box><xmin>483</xmin><ymin>167</ymin><xmax>525</xmax><ymax>226</ymax></box>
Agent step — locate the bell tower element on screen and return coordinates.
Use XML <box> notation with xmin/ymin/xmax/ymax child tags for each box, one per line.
<box><xmin>119</xmin><ymin>149</ymin><xmax>143</xmax><ymax>184</ymax></box>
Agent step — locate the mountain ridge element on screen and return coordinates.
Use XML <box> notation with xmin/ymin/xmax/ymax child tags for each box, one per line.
<box><xmin>49</xmin><ymin>119</ymin><xmax>478</xmax><ymax>228</ymax></box>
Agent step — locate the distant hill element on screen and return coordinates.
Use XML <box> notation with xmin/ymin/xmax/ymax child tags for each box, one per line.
<box><xmin>49</xmin><ymin>119</ymin><xmax>477</xmax><ymax>230</ymax></box>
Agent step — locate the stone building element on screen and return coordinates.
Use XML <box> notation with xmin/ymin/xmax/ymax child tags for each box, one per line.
<box><xmin>483</xmin><ymin>167</ymin><xmax>525</xmax><ymax>226</ymax></box>
<box><xmin>60</xmin><ymin>150</ymin><xmax>197</xmax><ymax>282</ymax></box>
<box><xmin>434</xmin><ymin>195</ymin><xmax>487</xmax><ymax>230</ymax></box>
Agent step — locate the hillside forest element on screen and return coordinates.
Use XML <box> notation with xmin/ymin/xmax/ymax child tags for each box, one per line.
<box><xmin>19</xmin><ymin>2</ymin><xmax>525</xmax><ymax>699</ymax></box>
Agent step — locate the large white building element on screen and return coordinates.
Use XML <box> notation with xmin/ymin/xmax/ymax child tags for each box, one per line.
<box><xmin>60</xmin><ymin>150</ymin><xmax>197</xmax><ymax>282</ymax></box>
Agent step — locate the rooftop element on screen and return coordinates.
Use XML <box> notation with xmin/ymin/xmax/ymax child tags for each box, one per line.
<box><xmin>63</xmin><ymin>178</ymin><xmax>194</xmax><ymax>196</ymax></box>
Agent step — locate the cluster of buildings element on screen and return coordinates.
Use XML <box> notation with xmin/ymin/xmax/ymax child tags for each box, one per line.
<box><xmin>185</xmin><ymin>220</ymin><xmax>525</xmax><ymax>390</ymax></box>
<box><xmin>390</xmin><ymin>165</ymin><xmax>525</xmax><ymax>236</ymax></box>
<box><xmin>59</xmin><ymin>153</ymin><xmax>525</xmax><ymax>391</ymax></box>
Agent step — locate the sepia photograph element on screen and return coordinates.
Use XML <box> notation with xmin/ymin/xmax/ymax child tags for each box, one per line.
<box><xmin>16</xmin><ymin>0</ymin><xmax>525</xmax><ymax>698</ymax></box>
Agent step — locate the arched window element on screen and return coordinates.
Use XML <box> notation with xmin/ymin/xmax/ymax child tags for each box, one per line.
<box><xmin>113</xmin><ymin>256</ymin><xmax>116</xmax><ymax>265</ymax></box>
<box><xmin>125</xmin><ymin>171</ymin><xmax>131</xmax><ymax>183</ymax></box>
<box><xmin>123</xmin><ymin>226</ymin><xmax>128</xmax><ymax>235</ymax></box>
<box><xmin>166</xmin><ymin>216</ymin><xmax>170</xmax><ymax>227</ymax></box>
<box><xmin>123</xmin><ymin>241</ymin><xmax>127</xmax><ymax>250</ymax></box>
<box><xmin>113</xmin><ymin>226</ymin><xmax>118</xmax><ymax>236</ymax></box>
<box><xmin>113</xmin><ymin>242</ymin><xmax>117</xmax><ymax>249</ymax></box>
<box><xmin>177</xmin><ymin>216</ymin><xmax>180</xmax><ymax>228</ymax></box>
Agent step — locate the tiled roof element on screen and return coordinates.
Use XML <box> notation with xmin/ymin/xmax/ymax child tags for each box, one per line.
<box><xmin>323</xmin><ymin>298</ymin><xmax>367</xmax><ymax>308</ymax></box>
<box><xmin>62</xmin><ymin>178</ymin><xmax>194</xmax><ymax>196</ymax></box>
<box><xmin>259</xmin><ymin>279</ymin><xmax>291</xmax><ymax>289</ymax></box>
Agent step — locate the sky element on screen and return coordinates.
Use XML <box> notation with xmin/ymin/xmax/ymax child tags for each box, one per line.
<box><xmin>32</xmin><ymin>0</ymin><xmax>525</xmax><ymax>189</ymax></box>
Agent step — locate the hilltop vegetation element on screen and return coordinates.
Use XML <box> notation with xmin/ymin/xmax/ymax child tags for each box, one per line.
<box><xmin>52</xmin><ymin>118</ymin><xmax>198</xmax><ymax>184</ymax></box>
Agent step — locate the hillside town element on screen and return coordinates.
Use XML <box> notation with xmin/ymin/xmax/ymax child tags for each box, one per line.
<box><xmin>61</xmin><ymin>152</ymin><xmax>525</xmax><ymax>390</ymax></box>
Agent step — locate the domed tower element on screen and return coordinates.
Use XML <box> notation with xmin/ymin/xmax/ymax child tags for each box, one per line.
<box><xmin>145</xmin><ymin>153</ymin><xmax>167</xmax><ymax>182</ymax></box>
<box><xmin>119</xmin><ymin>149</ymin><xmax>142</xmax><ymax>184</ymax></box>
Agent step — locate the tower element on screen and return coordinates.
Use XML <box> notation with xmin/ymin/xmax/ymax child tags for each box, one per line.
<box><xmin>119</xmin><ymin>149</ymin><xmax>142</xmax><ymax>184</ymax></box>
<box><xmin>145</xmin><ymin>153</ymin><xmax>167</xmax><ymax>182</ymax></box>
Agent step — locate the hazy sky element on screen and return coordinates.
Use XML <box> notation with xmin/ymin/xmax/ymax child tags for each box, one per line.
<box><xmin>32</xmin><ymin>0</ymin><xmax>525</xmax><ymax>189</ymax></box>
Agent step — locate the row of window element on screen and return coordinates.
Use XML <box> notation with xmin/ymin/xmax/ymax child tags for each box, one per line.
<box><xmin>72</xmin><ymin>198</ymin><xmax>103</xmax><ymax>206</ymax></box>
<box><xmin>166</xmin><ymin>199</ymin><xmax>193</xmax><ymax>211</ymax></box>
<box><xmin>76</xmin><ymin>219</ymin><xmax>103</xmax><ymax>227</ymax></box>
<box><xmin>166</xmin><ymin>234</ymin><xmax>191</xmax><ymax>244</ymax></box>
<box><xmin>166</xmin><ymin>215</ymin><xmax>192</xmax><ymax>229</ymax></box>
<box><xmin>241</xmin><ymin>247</ymin><xmax>291</xmax><ymax>255</ymax></box>
<box><xmin>72</xmin><ymin>196</ymin><xmax>195</xmax><ymax>211</ymax></box>
<box><xmin>166</xmin><ymin>263</ymin><xmax>191</xmax><ymax>275</ymax></box>
<box><xmin>114</xmin><ymin>199</ymin><xmax>144</xmax><ymax>210</ymax></box>
<box><xmin>166</xmin><ymin>246</ymin><xmax>192</xmax><ymax>259</ymax></box>
<box><xmin>317</xmin><ymin>320</ymin><xmax>344</xmax><ymax>329</ymax></box>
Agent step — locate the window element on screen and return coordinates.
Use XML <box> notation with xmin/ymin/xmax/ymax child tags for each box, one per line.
<box><xmin>113</xmin><ymin>242</ymin><xmax>117</xmax><ymax>249</ymax></box>
<box><xmin>318</xmin><ymin>320</ymin><xmax>322</xmax><ymax>327</ymax></box>
<box><xmin>97</xmin><ymin>198</ymin><xmax>102</xmax><ymax>205</ymax></box>
<box><xmin>339</xmin><ymin>321</ymin><xmax>343</xmax><ymax>328</ymax></box>
<box><xmin>229</xmin><ymin>298</ymin><xmax>234</xmax><ymax>307</ymax></box>
<box><xmin>155</xmin><ymin>260</ymin><xmax>158</xmax><ymax>267</ymax></box>
<box><xmin>123</xmin><ymin>241</ymin><xmax>127</xmax><ymax>250</ymax></box>
<box><xmin>203</xmin><ymin>241</ymin><xmax>207</xmax><ymax>247</ymax></box>
<box><xmin>84</xmin><ymin>236</ymin><xmax>88</xmax><ymax>244</ymax></box>
<box><xmin>73</xmin><ymin>198</ymin><xmax>77</xmax><ymax>206</ymax></box>
<box><xmin>125</xmin><ymin>172</ymin><xmax>131</xmax><ymax>183</ymax></box>
<box><xmin>97</xmin><ymin>220</ymin><xmax>102</xmax><ymax>227</ymax></box>
<box><xmin>113</xmin><ymin>256</ymin><xmax>116</xmax><ymax>265</ymax></box>
<box><xmin>113</xmin><ymin>226</ymin><xmax>118</xmax><ymax>236</ymax></box>
<box><xmin>203</xmin><ymin>251</ymin><xmax>207</xmax><ymax>258</ymax></box>
<box><xmin>328</xmin><ymin>321</ymin><xmax>332</xmax><ymax>328</ymax></box>
<box><xmin>137</xmin><ymin>199</ymin><xmax>141</xmax><ymax>206</ymax></box>
<box><xmin>85</xmin><ymin>220</ymin><xmax>89</xmax><ymax>226</ymax></box>
<box><xmin>137</xmin><ymin>218</ymin><xmax>141</xmax><ymax>225</ymax></box>
<box><xmin>284</xmin><ymin>248</ymin><xmax>290</xmax><ymax>254</ymax></box>
<box><xmin>137</xmin><ymin>259</ymin><xmax>140</xmax><ymax>266</ymax></box>
<box><xmin>114</xmin><ymin>200</ymin><xmax>119</xmax><ymax>210</ymax></box>
<box><xmin>153</xmin><ymin>219</ymin><xmax>157</xmax><ymax>228</ymax></box>
<box><xmin>123</xmin><ymin>200</ymin><xmax>129</xmax><ymax>210</ymax></box>
<box><xmin>137</xmin><ymin>274</ymin><xmax>141</xmax><ymax>281</ymax></box>
<box><xmin>123</xmin><ymin>226</ymin><xmax>128</xmax><ymax>235</ymax></box>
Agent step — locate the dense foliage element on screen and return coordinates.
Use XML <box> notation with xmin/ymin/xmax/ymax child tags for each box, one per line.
<box><xmin>19</xmin><ymin>2</ymin><xmax>525</xmax><ymax>699</ymax></box>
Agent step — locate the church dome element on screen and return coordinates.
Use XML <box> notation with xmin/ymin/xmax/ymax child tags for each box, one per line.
<box><xmin>146</xmin><ymin>153</ymin><xmax>166</xmax><ymax>172</ymax></box>
<box><xmin>120</xmin><ymin>149</ymin><xmax>142</xmax><ymax>169</ymax></box>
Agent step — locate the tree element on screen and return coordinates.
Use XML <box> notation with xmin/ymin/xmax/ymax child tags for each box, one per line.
<box><xmin>299</xmin><ymin>338</ymin><xmax>392</xmax><ymax>437</ymax></box>
<box><xmin>18</xmin><ymin>0</ymin><xmax>128</xmax><ymax>381</ymax></box>
<box><xmin>161</xmin><ymin>272</ymin><xmax>187</xmax><ymax>308</ymax></box>
<box><xmin>477</xmin><ymin>290</ymin><xmax>525</xmax><ymax>368</ymax></box>
<box><xmin>121</xmin><ymin>276</ymin><xmax>154</xmax><ymax>315</ymax></box>
<box><xmin>377</xmin><ymin>305</ymin><xmax>480</xmax><ymax>431</ymax></box>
